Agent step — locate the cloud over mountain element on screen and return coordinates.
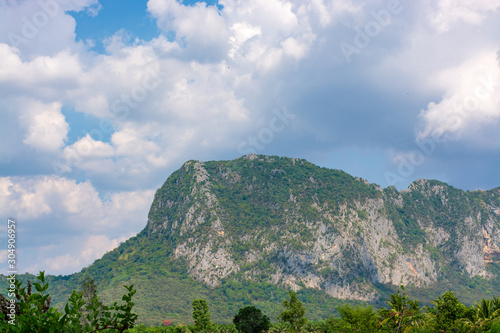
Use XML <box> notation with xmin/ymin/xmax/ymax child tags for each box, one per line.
<box><xmin>0</xmin><ymin>0</ymin><xmax>499</xmax><ymax>274</ymax></box>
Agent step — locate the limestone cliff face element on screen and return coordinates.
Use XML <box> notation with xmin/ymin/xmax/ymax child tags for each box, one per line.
<box><xmin>146</xmin><ymin>155</ymin><xmax>500</xmax><ymax>301</ymax></box>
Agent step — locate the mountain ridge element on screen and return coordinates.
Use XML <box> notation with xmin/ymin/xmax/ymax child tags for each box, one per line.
<box><xmin>3</xmin><ymin>154</ymin><xmax>500</xmax><ymax>325</ymax></box>
<box><xmin>144</xmin><ymin>154</ymin><xmax>499</xmax><ymax>298</ymax></box>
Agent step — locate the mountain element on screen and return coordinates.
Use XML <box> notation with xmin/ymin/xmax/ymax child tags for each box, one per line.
<box><xmin>5</xmin><ymin>155</ymin><xmax>500</xmax><ymax>325</ymax></box>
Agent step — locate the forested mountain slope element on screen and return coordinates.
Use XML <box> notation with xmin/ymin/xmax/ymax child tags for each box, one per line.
<box><xmin>5</xmin><ymin>154</ymin><xmax>500</xmax><ymax>325</ymax></box>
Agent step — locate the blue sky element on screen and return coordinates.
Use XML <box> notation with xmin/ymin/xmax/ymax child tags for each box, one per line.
<box><xmin>1</xmin><ymin>0</ymin><xmax>500</xmax><ymax>275</ymax></box>
<box><xmin>70</xmin><ymin>0</ymin><xmax>158</xmax><ymax>53</ymax></box>
<box><xmin>70</xmin><ymin>0</ymin><xmax>221</xmax><ymax>52</ymax></box>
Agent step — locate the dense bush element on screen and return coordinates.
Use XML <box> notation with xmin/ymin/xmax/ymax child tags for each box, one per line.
<box><xmin>0</xmin><ymin>271</ymin><xmax>137</xmax><ymax>332</ymax></box>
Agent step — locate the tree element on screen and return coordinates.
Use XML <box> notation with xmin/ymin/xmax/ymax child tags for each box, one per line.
<box><xmin>233</xmin><ymin>305</ymin><xmax>270</xmax><ymax>333</ymax></box>
<box><xmin>430</xmin><ymin>291</ymin><xmax>467</xmax><ymax>331</ymax></box>
<box><xmin>80</xmin><ymin>276</ymin><xmax>104</xmax><ymax>327</ymax></box>
<box><xmin>337</xmin><ymin>304</ymin><xmax>378</xmax><ymax>332</ymax></box>
<box><xmin>193</xmin><ymin>299</ymin><xmax>213</xmax><ymax>333</ymax></box>
<box><xmin>475</xmin><ymin>298</ymin><xmax>500</xmax><ymax>322</ymax></box>
<box><xmin>379</xmin><ymin>286</ymin><xmax>425</xmax><ymax>333</ymax></box>
<box><xmin>460</xmin><ymin>297</ymin><xmax>500</xmax><ymax>332</ymax></box>
<box><xmin>279</xmin><ymin>290</ymin><xmax>307</xmax><ymax>333</ymax></box>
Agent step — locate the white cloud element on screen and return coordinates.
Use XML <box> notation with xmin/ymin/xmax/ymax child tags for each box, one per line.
<box><xmin>33</xmin><ymin>234</ymin><xmax>132</xmax><ymax>274</ymax></box>
<box><xmin>65</xmin><ymin>134</ymin><xmax>115</xmax><ymax>158</ymax></box>
<box><xmin>0</xmin><ymin>0</ymin><xmax>98</xmax><ymax>56</ymax></box>
<box><xmin>112</xmin><ymin>127</ymin><xmax>161</xmax><ymax>157</ymax></box>
<box><xmin>1</xmin><ymin>0</ymin><xmax>500</xmax><ymax>275</ymax></box>
<box><xmin>148</xmin><ymin>0</ymin><xmax>229</xmax><ymax>60</ymax></box>
<box><xmin>219</xmin><ymin>0</ymin><xmax>308</xmax><ymax>70</ymax></box>
<box><xmin>0</xmin><ymin>45</ymin><xmax>83</xmax><ymax>95</ymax></box>
<box><xmin>417</xmin><ymin>50</ymin><xmax>500</xmax><ymax>142</ymax></box>
<box><xmin>148</xmin><ymin>0</ymin><xmax>319</xmax><ymax>71</ymax></box>
<box><xmin>85</xmin><ymin>2</ymin><xmax>103</xmax><ymax>18</ymax></box>
<box><xmin>0</xmin><ymin>175</ymin><xmax>154</xmax><ymax>274</ymax></box>
<box><xmin>281</xmin><ymin>37</ymin><xmax>308</xmax><ymax>60</ymax></box>
<box><xmin>301</xmin><ymin>0</ymin><xmax>363</xmax><ymax>27</ymax></box>
<box><xmin>0</xmin><ymin>176</ymin><xmax>99</xmax><ymax>220</ymax></box>
<box><xmin>0</xmin><ymin>250</ymin><xmax>7</xmax><ymax>264</ymax></box>
<box><xmin>228</xmin><ymin>22</ymin><xmax>262</xmax><ymax>59</ymax></box>
<box><xmin>21</xmin><ymin>101</ymin><xmax>69</xmax><ymax>152</ymax></box>
<box><xmin>1</xmin><ymin>0</ymin><xmax>321</xmax><ymax>186</ymax></box>
<box><xmin>0</xmin><ymin>175</ymin><xmax>154</xmax><ymax>229</ymax></box>
<box><xmin>429</xmin><ymin>0</ymin><xmax>500</xmax><ymax>32</ymax></box>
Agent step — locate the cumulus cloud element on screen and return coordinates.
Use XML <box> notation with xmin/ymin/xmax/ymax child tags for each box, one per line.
<box><xmin>35</xmin><ymin>234</ymin><xmax>132</xmax><ymax>274</ymax></box>
<box><xmin>429</xmin><ymin>0</ymin><xmax>500</xmax><ymax>32</ymax></box>
<box><xmin>0</xmin><ymin>0</ymin><xmax>99</xmax><ymax>57</ymax></box>
<box><xmin>0</xmin><ymin>250</ymin><xmax>7</xmax><ymax>264</ymax></box>
<box><xmin>0</xmin><ymin>0</ymin><xmax>374</xmax><ymax>190</ymax></box>
<box><xmin>417</xmin><ymin>50</ymin><xmax>500</xmax><ymax>142</ymax></box>
<box><xmin>21</xmin><ymin>101</ymin><xmax>69</xmax><ymax>152</ymax></box>
<box><xmin>148</xmin><ymin>0</ymin><xmax>229</xmax><ymax>61</ymax></box>
<box><xmin>0</xmin><ymin>45</ymin><xmax>83</xmax><ymax>96</ymax></box>
<box><xmin>2</xmin><ymin>0</ymin><xmax>500</xmax><ymax>275</ymax></box>
<box><xmin>0</xmin><ymin>176</ymin><xmax>154</xmax><ymax>274</ymax></box>
<box><xmin>1</xmin><ymin>176</ymin><xmax>99</xmax><ymax>221</ymax></box>
<box><xmin>148</xmin><ymin>0</ymin><xmax>321</xmax><ymax>71</ymax></box>
<box><xmin>0</xmin><ymin>175</ymin><xmax>154</xmax><ymax>230</ymax></box>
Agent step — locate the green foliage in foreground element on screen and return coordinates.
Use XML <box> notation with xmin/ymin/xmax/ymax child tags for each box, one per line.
<box><xmin>126</xmin><ymin>286</ymin><xmax>500</xmax><ymax>333</ymax></box>
<box><xmin>192</xmin><ymin>299</ymin><xmax>213</xmax><ymax>333</ymax></box>
<box><xmin>1</xmin><ymin>271</ymin><xmax>500</xmax><ymax>332</ymax></box>
<box><xmin>233</xmin><ymin>306</ymin><xmax>270</xmax><ymax>333</ymax></box>
<box><xmin>279</xmin><ymin>291</ymin><xmax>307</xmax><ymax>333</ymax></box>
<box><xmin>0</xmin><ymin>271</ymin><xmax>137</xmax><ymax>332</ymax></box>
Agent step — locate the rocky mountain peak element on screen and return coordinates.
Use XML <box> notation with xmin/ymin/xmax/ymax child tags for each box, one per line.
<box><xmin>144</xmin><ymin>155</ymin><xmax>500</xmax><ymax>300</ymax></box>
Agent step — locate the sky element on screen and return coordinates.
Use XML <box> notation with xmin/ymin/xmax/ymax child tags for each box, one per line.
<box><xmin>0</xmin><ymin>0</ymin><xmax>500</xmax><ymax>276</ymax></box>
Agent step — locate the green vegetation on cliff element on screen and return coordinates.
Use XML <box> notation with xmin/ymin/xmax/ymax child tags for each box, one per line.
<box><xmin>2</xmin><ymin>155</ymin><xmax>500</xmax><ymax>326</ymax></box>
